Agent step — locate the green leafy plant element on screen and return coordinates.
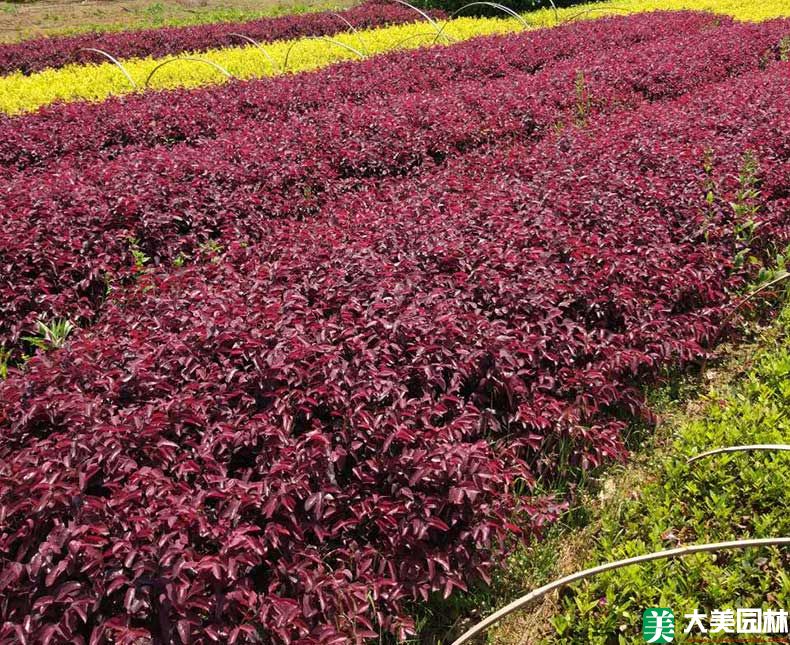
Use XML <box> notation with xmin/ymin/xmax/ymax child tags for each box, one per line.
<box><xmin>128</xmin><ymin>237</ymin><xmax>151</xmax><ymax>271</ymax></box>
<box><xmin>22</xmin><ymin>318</ymin><xmax>75</xmax><ymax>352</ymax></box>
<box><xmin>573</xmin><ymin>69</ymin><xmax>591</xmax><ymax>126</ymax></box>
<box><xmin>731</xmin><ymin>151</ymin><xmax>761</xmax><ymax>268</ymax></box>
<box><xmin>756</xmin><ymin>247</ymin><xmax>790</xmax><ymax>285</ymax></box>
<box><xmin>198</xmin><ymin>239</ymin><xmax>223</xmax><ymax>263</ymax></box>
<box><xmin>0</xmin><ymin>346</ymin><xmax>10</xmax><ymax>379</ymax></box>
<box><xmin>172</xmin><ymin>252</ymin><xmax>188</xmax><ymax>268</ymax></box>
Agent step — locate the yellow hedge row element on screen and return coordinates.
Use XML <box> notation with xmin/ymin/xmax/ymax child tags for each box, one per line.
<box><xmin>0</xmin><ymin>18</ymin><xmax>520</xmax><ymax>115</ymax></box>
<box><xmin>3</xmin><ymin>0</ymin><xmax>790</xmax><ymax>115</ymax></box>
<box><xmin>537</xmin><ymin>0</ymin><xmax>790</xmax><ymax>25</ymax></box>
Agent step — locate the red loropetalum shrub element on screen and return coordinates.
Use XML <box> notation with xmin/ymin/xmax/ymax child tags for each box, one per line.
<box><xmin>0</xmin><ymin>11</ymin><xmax>719</xmax><ymax>174</ymax></box>
<box><xmin>0</xmin><ymin>1</ymin><xmax>443</xmax><ymax>76</ymax></box>
<box><xmin>1</xmin><ymin>13</ymin><xmax>790</xmax><ymax>645</ymax></box>
<box><xmin>1</xmin><ymin>14</ymin><xmax>787</xmax><ymax>357</ymax></box>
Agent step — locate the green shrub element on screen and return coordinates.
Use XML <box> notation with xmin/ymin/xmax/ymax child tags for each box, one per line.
<box><xmin>549</xmin><ymin>301</ymin><xmax>790</xmax><ymax>643</ymax></box>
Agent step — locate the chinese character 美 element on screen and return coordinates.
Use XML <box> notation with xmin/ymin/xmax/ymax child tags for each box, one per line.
<box><xmin>710</xmin><ymin>609</ymin><xmax>736</xmax><ymax>633</ymax></box>
<box><xmin>684</xmin><ymin>609</ymin><xmax>708</xmax><ymax>634</ymax></box>
<box><xmin>643</xmin><ymin>608</ymin><xmax>675</xmax><ymax>643</ymax></box>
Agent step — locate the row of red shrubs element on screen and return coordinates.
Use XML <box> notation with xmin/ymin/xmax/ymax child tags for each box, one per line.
<box><xmin>1</xmin><ymin>11</ymin><xmax>790</xmax><ymax>644</ymax></box>
<box><xmin>0</xmin><ymin>1</ymin><xmax>442</xmax><ymax>76</ymax></box>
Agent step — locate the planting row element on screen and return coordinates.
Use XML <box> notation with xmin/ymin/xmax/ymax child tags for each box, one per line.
<box><xmin>2</xmin><ymin>57</ymin><xmax>790</xmax><ymax>643</ymax></box>
<box><xmin>0</xmin><ymin>11</ymin><xmax>720</xmax><ymax>175</ymax></box>
<box><xmin>2</xmin><ymin>15</ymin><xmax>787</xmax><ymax>358</ymax></box>
<box><xmin>0</xmin><ymin>16</ymin><xmax>524</xmax><ymax>116</ymax></box>
<box><xmin>4</xmin><ymin>0</ymin><xmax>790</xmax><ymax>79</ymax></box>
<box><xmin>0</xmin><ymin>0</ymin><xmax>443</xmax><ymax>77</ymax></box>
<box><xmin>592</xmin><ymin>0</ymin><xmax>790</xmax><ymax>22</ymax></box>
<box><xmin>8</xmin><ymin>0</ymin><xmax>790</xmax><ymax>119</ymax></box>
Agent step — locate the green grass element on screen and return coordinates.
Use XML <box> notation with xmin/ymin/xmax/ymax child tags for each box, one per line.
<box><xmin>117</xmin><ymin>1</ymin><xmax>342</xmax><ymax>30</ymax></box>
<box><xmin>406</xmin><ymin>270</ymin><xmax>790</xmax><ymax>644</ymax></box>
<box><xmin>542</xmin><ymin>298</ymin><xmax>790</xmax><ymax>643</ymax></box>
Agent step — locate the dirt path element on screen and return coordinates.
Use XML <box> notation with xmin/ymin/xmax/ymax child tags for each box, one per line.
<box><xmin>0</xmin><ymin>0</ymin><xmax>354</xmax><ymax>43</ymax></box>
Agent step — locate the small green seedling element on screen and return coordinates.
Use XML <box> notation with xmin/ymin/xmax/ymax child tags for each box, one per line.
<box><xmin>128</xmin><ymin>237</ymin><xmax>151</xmax><ymax>271</ymax></box>
<box><xmin>199</xmin><ymin>239</ymin><xmax>223</xmax><ymax>255</ymax></box>
<box><xmin>574</xmin><ymin>70</ymin><xmax>591</xmax><ymax>126</ymax></box>
<box><xmin>0</xmin><ymin>346</ymin><xmax>10</xmax><ymax>379</ymax></box>
<box><xmin>23</xmin><ymin>319</ymin><xmax>75</xmax><ymax>352</ymax></box>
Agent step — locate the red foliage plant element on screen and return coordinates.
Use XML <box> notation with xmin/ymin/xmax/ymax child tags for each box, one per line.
<box><xmin>0</xmin><ymin>11</ymin><xmax>720</xmax><ymax>174</ymax></box>
<box><xmin>0</xmin><ymin>14</ymin><xmax>786</xmax><ymax>354</ymax></box>
<box><xmin>1</xmin><ymin>12</ymin><xmax>790</xmax><ymax>645</ymax></box>
<box><xmin>0</xmin><ymin>0</ymin><xmax>443</xmax><ymax>76</ymax></box>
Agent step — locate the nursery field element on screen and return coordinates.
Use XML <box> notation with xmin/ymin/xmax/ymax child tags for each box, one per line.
<box><xmin>1</xmin><ymin>1</ymin><xmax>790</xmax><ymax>643</ymax></box>
<box><xmin>0</xmin><ymin>0</ymin><xmax>355</xmax><ymax>44</ymax></box>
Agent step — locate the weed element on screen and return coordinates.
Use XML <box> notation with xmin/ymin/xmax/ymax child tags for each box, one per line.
<box><xmin>0</xmin><ymin>346</ymin><xmax>10</xmax><ymax>378</ymax></box>
<box><xmin>199</xmin><ymin>239</ymin><xmax>223</xmax><ymax>256</ymax></box>
<box><xmin>128</xmin><ymin>237</ymin><xmax>151</xmax><ymax>271</ymax></box>
<box><xmin>144</xmin><ymin>2</ymin><xmax>166</xmax><ymax>25</ymax></box>
<box><xmin>22</xmin><ymin>318</ymin><xmax>75</xmax><ymax>352</ymax></box>
<box><xmin>573</xmin><ymin>69</ymin><xmax>591</xmax><ymax>126</ymax></box>
<box><xmin>551</xmin><ymin>120</ymin><xmax>565</xmax><ymax>136</ymax></box>
<box><xmin>731</xmin><ymin>151</ymin><xmax>761</xmax><ymax>268</ymax></box>
<box><xmin>780</xmin><ymin>35</ymin><xmax>790</xmax><ymax>61</ymax></box>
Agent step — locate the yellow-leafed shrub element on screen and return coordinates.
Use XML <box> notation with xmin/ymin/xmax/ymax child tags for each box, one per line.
<box><xmin>0</xmin><ymin>17</ymin><xmax>520</xmax><ymax>115</ymax></box>
<box><xmin>545</xmin><ymin>0</ymin><xmax>790</xmax><ymax>24</ymax></box>
<box><xmin>3</xmin><ymin>0</ymin><xmax>790</xmax><ymax>115</ymax></box>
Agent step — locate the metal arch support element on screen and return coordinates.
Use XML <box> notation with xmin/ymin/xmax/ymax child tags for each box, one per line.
<box><xmin>144</xmin><ymin>57</ymin><xmax>234</xmax><ymax>89</ymax></box>
<box><xmin>330</xmin><ymin>12</ymin><xmax>370</xmax><ymax>55</ymax></box>
<box><xmin>391</xmin><ymin>31</ymin><xmax>453</xmax><ymax>50</ymax></box>
<box><xmin>392</xmin><ymin>0</ymin><xmax>443</xmax><ymax>34</ymax></box>
<box><xmin>432</xmin><ymin>2</ymin><xmax>530</xmax><ymax>45</ymax></box>
<box><xmin>688</xmin><ymin>444</ymin><xmax>790</xmax><ymax>464</ymax></box>
<box><xmin>322</xmin><ymin>37</ymin><xmax>367</xmax><ymax>60</ymax></box>
<box><xmin>227</xmin><ymin>33</ymin><xmax>277</xmax><ymax>69</ymax></box>
<box><xmin>76</xmin><ymin>48</ymin><xmax>137</xmax><ymax>89</ymax></box>
<box><xmin>282</xmin><ymin>37</ymin><xmax>366</xmax><ymax>74</ymax></box>
<box><xmin>451</xmin><ymin>537</ymin><xmax>790</xmax><ymax>644</ymax></box>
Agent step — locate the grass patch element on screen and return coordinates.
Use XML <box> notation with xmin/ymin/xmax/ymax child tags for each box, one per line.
<box><xmin>409</xmin><ymin>278</ymin><xmax>790</xmax><ymax>644</ymax></box>
<box><xmin>491</xmin><ymin>298</ymin><xmax>790</xmax><ymax>644</ymax></box>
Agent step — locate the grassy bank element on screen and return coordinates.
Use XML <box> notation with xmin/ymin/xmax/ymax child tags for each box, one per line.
<box><xmin>471</xmin><ymin>287</ymin><xmax>790</xmax><ymax>643</ymax></box>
